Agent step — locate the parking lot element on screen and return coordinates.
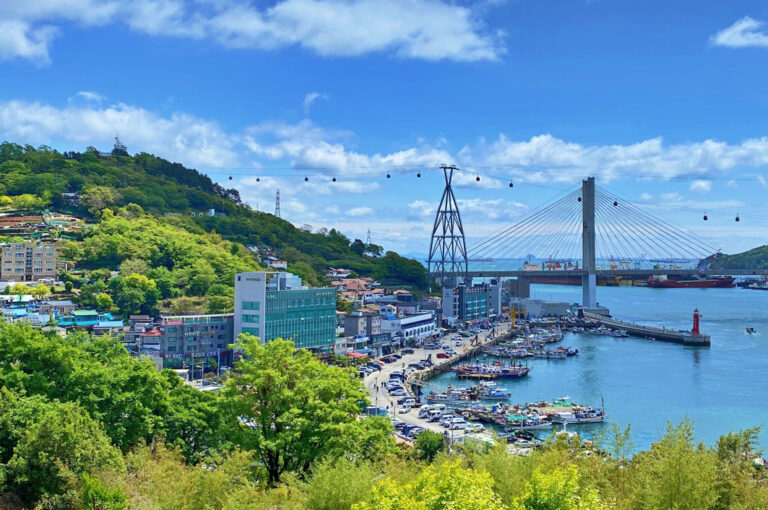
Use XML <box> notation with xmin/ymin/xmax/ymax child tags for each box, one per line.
<box><xmin>362</xmin><ymin>324</ymin><xmax>507</xmax><ymax>440</ymax></box>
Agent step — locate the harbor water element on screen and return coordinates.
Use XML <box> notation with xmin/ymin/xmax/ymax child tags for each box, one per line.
<box><xmin>427</xmin><ymin>284</ymin><xmax>768</xmax><ymax>449</ymax></box>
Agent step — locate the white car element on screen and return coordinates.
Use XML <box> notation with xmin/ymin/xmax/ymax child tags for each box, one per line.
<box><xmin>398</xmin><ymin>405</ymin><xmax>412</xmax><ymax>414</ymax></box>
<box><xmin>450</xmin><ymin>417</ymin><xmax>469</xmax><ymax>430</ymax></box>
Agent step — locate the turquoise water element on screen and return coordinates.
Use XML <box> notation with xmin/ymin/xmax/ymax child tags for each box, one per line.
<box><xmin>428</xmin><ymin>284</ymin><xmax>768</xmax><ymax>449</ymax></box>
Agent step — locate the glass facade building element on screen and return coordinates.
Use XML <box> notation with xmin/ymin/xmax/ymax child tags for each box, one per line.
<box><xmin>234</xmin><ymin>272</ymin><xmax>337</xmax><ymax>351</ymax></box>
<box><xmin>264</xmin><ymin>288</ymin><xmax>336</xmax><ymax>349</ymax></box>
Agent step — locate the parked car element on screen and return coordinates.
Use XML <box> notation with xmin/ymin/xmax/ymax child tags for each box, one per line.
<box><xmin>401</xmin><ymin>349</ymin><xmax>415</xmax><ymax>355</ymax></box>
<box><xmin>454</xmin><ymin>340</ymin><xmax>463</xmax><ymax>347</ymax></box>
<box><xmin>436</xmin><ymin>352</ymin><xmax>450</xmax><ymax>359</ymax></box>
<box><xmin>398</xmin><ymin>405</ymin><xmax>411</xmax><ymax>414</ymax></box>
<box><xmin>391</xmin><ymin>354</ymin><xmax>402</xmax><ymax>359</ymax></box>
<box><xmin>389</xmin><ymin>389</ymin><xmax>407</xmax><ymax>397</ymax></box>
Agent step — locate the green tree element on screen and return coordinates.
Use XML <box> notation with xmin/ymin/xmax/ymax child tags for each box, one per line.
<box><xmin>95</xmin><ymin>292</ymin><xmax>114</xmax><ymax>311</ymax></box>
<box><xmin>354</xmin><ymin>459</ymin><xmax>505</xmax><ymax>510</ymax></box>
<box><xmin>0</xmin><ymin>391</ymin><xmax>124</xmax><ymax>503</ymax></box>
<box><xmin>414</xmin><ymin>430</ymin><xmax>445</xmax><ymax>462</ymax></box>
<box><xmin>513</xmin><ymin>466</ymin><xmax>604</xmax><ymax>510</ymax></box>
<box><xmin>631</xmin><ymin>417</ymin><xmax>718</xmax><ymax>510</ymax></box>
<box><xmin>81</xmin><ymin>185</ymin><xmax>123</xmax><ymax>215</ymax></box>
<box><xmin>220</xmin><ymin>337</ymin><xmax>367</xmax><ymax>485</ymax></box>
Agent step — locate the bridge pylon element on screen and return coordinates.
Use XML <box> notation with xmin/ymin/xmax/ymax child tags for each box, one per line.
<box><xmin>427</xmin><ymin>164</ymin><xmax>468</xmax><ymax>289</ymax></box>
<box><xmin>582</xmin><ymin>177</ymin><xmax>597</xmax><ymax>308</ymax></box>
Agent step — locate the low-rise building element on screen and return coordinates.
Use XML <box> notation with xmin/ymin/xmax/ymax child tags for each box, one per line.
<box><xmin>380</xmin><ymin>310</ymin><xmax>436</xmax><ymax>339</ymax></box>
<box><xmin>344</xmin><ymin>310</ymin><xmax>382</xmax><ymax>337</ymax></box>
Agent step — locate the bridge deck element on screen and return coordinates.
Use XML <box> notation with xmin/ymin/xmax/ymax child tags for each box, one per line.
<box><xmin>468</xmin><ymin>269</ymin><xmax>768</xmax><ymax>278</ymax></box>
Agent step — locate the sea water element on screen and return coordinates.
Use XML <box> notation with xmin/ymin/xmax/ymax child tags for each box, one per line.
<box><xmin>428</xmin><ymin>284</ymin><xmax>768</xmax><ymax>450</ymax></box>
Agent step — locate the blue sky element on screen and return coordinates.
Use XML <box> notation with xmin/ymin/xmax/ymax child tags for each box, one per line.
<box><xmin>2</xmin><ymin>1</ymin><xmax>768</xmax><ymax>256</ymax></box>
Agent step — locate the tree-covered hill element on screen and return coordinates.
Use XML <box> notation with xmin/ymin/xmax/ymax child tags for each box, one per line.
<box><xmin>0</xmin><ymin>142</ymin><xmax>427</xmax><ymax>289</ymax></box>
<box><xmin>706</xmin><ymin>245</ymin><xmax>768</xmax><ymax>270</ymax></box>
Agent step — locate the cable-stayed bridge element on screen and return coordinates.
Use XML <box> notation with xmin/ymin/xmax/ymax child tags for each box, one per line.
<box><xmin>427</xmin><ymin>167</ymin><xmax>768</xmax><ymax>309</ymax></box>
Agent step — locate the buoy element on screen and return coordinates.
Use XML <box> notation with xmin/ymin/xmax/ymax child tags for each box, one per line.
<box><xmin>417</xmin><ymin>172</ymin><xmax>421</xmax><ymax>178</ymax></box>
<box><xmin>386</xmin><ymin>172</ymin><xmax>391</xmax><ymax>179</ymax></box>
<box><xmin>703</xmin><ymin>212</ymin><xmax>708</xmax><ymax>221</ymax></box>
<box><xmin>475</xmin><ymin>175</ymin><xmax>480</xmax><ymax>182</ymax></box>
<box><xmin>304</xmin><ymin>176</ymin><xmax>309</xmax><ymax>182</ymax></box>
<box><xmin>735</xmin><ymin>213</ymin><xmax>740</xmax><ymax>222</ymax></box>
<box><xmin>509</xmin><ymin>181</ymin><xmax>514</xmax><ymax>188</ymax></box>
<box><xmin>613</xmin><ymin>201</ymin><xmax>618</xmax><ymax>207</ymax></box>
<box><xmin>332</xmin><ymin>176</ymin><xmax>336</xmax><ymax>182</ymax></box>
<box><xmin>578</xmin><ymin>196</ymin><xmax>582</xmax><ymax>202</ymax></box>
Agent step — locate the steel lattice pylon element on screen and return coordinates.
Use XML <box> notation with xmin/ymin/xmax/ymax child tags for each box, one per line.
<box><xmin>427</xmin><ymin>165</ymin><xmax>468</xmax><ymax>288</ymax></box>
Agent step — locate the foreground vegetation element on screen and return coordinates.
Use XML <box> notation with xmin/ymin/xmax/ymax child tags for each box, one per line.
<box><xmin>0</xmin><ymin>323</ymin><xmax>766</xmax><ymax>509</ymax></box>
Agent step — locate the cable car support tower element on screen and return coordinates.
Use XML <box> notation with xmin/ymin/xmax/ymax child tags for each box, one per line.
<box><xmin>427</xmin><ymin>165</ymin><xmax>468</xmax><ymax>289</ymax></box>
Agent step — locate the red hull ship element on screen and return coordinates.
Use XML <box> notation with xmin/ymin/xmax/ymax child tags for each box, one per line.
<box><xmin>647</xmin><ymin>276</ymin><xmax>735</xmax><ymax>289</ymax></box>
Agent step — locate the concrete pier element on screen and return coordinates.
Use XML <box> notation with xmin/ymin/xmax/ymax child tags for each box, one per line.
<box><xmin>585</xmin><ymin>312</ymin><xmax>710</xmax><ymax>347</ymax></box>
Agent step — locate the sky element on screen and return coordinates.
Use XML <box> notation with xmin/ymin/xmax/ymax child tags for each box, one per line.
<box><xmin>2</xmin><ymin>1</ymin><xmax>768</xmax><ymax>257</ymax></box>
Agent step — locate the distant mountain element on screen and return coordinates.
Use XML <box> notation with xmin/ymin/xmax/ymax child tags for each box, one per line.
<box><xmin>0</xmin><ymin>142</ymin><xmax>427</xmax><ymax>289</ymax></box>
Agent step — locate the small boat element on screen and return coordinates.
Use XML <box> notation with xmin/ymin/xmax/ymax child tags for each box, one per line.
<box><xmin>550</xmin><ymin>402</ymin><xmax>606</xmax><ymax>424</ymax></box>
<box><xmin>482</xmin><ymin>389</ymin><xmax>512</xmax><ymax>400</ymax></box>
<box><xmin>746</xmin><ymin>327</ymin><xmax>757</xmax><ymax>335</ymax></box>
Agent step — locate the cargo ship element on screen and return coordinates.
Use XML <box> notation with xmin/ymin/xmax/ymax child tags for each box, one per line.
<box><xmin>647</xmin><ymin>275</ymin><xmax>735</xmax><ymax>289</ymax></box>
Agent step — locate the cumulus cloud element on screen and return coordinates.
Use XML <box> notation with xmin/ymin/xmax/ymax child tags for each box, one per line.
<box><xmin>711</xmin><ymin>16</ymin><xmax>768</xmax><ymax>48</ymax></box>
<box><xmin>0</xmin><ymin>99</ymin><xmax>239</xmax><ymax>168</ymax></box>
<box><xmin>689</xmin><ymin>179</ymin><xmax>711</xmax><ymax>193</ymax></box>
<box><xmin>460</xmin><ymin>134</ymin><xmax>768</xmax><ymax>183</ymax></box>
<box><xmin>0</xmin><ymin>0</ymin><xmax>503</xmax><ymax>63</ymax></box>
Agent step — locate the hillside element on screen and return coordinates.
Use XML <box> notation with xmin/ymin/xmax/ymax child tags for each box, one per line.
<box><xmin>705</xmin><ymin>245</ymin><xmax>768</xmax><ymax>270</ymax></box>
<box><xmin>0</xmin><ymin>142</ymin><xmax>427</xmax><ymax>289</ymax></box>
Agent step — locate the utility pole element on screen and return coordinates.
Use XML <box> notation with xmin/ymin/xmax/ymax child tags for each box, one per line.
<box><xmin>275</xmin><ymin>189</ymin><xmax>281</xmax><ymax>218</ymax></box>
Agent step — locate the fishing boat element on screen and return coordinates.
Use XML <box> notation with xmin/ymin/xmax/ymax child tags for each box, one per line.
<box><xmin>550</xmin><ymin>401</ymin><xmax>606</xmax><ymax>424</ymax></box>
<box><xmin>505</xmin><ymin>414</ymin><xmax>553</xmax><ymax>430</ymax></box>
<box><xmin>482</xmin><ymin>388</ymin><xmax>512</xmax><ymax>400</ymax></box>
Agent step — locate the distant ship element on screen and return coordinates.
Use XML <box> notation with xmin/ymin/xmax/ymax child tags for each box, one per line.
<box><xmin>469</xmin><ymin>258</ymin><xmax>494</xmax><ymax>262</ymax></box>
<box><xmin>647</xmin><ymin>276</ymin><xmax>735</xmax><ymax>289</ymax></box>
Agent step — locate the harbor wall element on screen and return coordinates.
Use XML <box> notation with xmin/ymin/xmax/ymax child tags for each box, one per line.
<box><xmin>585</xmin><ymin>313</ymin><xmax>710</xmax><ymax>347</ymax></box>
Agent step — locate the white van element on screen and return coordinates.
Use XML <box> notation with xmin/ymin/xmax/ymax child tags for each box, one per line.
<box><xmin>430</xmin><ymin>403</ymin><xmax>447</xmax><ymax>413</ymax></box>
<box><xmin>418</xmin><ymin>405</ymin><xmax>432</xmax><ymax>419</ymax></box>
<box><xmin>428</xmin><ymin>409</ymin><xmax>444</xmax><ymax>422</ymax></box>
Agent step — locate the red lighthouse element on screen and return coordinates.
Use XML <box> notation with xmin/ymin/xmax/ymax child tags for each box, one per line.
<box><xmin>692</xmin><ymin>308</ymin><xmax>701</xmax><ymax>336</ymax></box>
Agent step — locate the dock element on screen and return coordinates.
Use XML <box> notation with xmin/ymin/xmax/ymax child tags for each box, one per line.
<box><xmin>408</xmin><ymin>330</ymin><xmax>507</xmax><ymax>389</ymax></box>
<box><xmin>584</xmin><ymin>312</ymin><xmax>710</xmax><ymax>347</ymax></box>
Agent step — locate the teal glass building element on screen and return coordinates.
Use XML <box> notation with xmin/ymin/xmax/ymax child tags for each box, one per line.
<box><xmin>234</xmin><ymin>272</ymin><xmax>337</xmax><ymax>351</ymax></box>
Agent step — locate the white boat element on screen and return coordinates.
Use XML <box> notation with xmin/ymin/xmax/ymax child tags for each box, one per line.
<box><xmin>550</xmin><ymin>407</ymin><xmax>606</xmax><ymax>424</ymax></box>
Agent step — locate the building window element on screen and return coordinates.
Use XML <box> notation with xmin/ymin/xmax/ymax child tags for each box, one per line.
<box><xmin>167</xmin><ymin>337</ymin><xmax>176</xmax><ymax>343</ymax></box>
<box><xmin>242</xmin><ymin>327</ymin><xmax>260</xmax><ymax>336</ymax></box>
<box><xmin>242</xmin><ymin>301</ymin><xmax>260</xmax><ymax>310</ymax></box>
<box><xmin>242</xmin><ymin>314</ymin><xmax>260</xmax><ymax>323</ymax></box>
<box><xmin>167</xmin><ymin>346</ymin><xmax>176</xmax><ymax>352</ymax></box>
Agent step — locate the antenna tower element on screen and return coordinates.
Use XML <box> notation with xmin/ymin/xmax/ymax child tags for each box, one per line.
<box><xmin>427</xmin><ymin>164</ymin><xmax>468</xmax><ymax>288</ymax></box>
<box><xmin>275</xmin><ymin>189</ymin><xmax>281</xmax><ymax>218</ymax></box>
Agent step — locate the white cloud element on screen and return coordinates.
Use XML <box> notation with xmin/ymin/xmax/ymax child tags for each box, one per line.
<box><xmin>0</xmin><ymin>20</ymin><xmax>57</xmax><ymax>64</ymax></box>
<box><xmin>302</xmin><ymin>92</ymin><xmax>328</xmax><ymax>115</ymax></box>
<box><xmin>639</xmin><ymin>192</ymin><xmax>653</xmax><ymax>200</ymax></box>
<box><xmin>347</xmin><ymin>206</ymin><xmax>374</xmax><ymax>217</ymax></box>
<box><xmin>0</xmin><ymin>0</ymin><xmax>503</xmax><ymax>63</ymax></box>
<box><xmin>689</xmin><ymin>179</ymin><xmax>711</xmax><ymax>193</ymax></box>
<box><xmin>460</xmin><ymin>134</ymin><xmax>768</xmax><ymax>183</ymax></box>
<box><xmin>711</xmin><ymin>16</ymin><xmax>768</xmax><ymax>48</ymax></box>
<box><xmin>0</xmin><ymin>99</ymin><xmax>239</xmax><ymax>168</ymax></box>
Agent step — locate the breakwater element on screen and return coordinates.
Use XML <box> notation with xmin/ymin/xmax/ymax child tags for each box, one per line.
<box><xmin>584</xmin><ymin>312</ymin><xmax>710</xmax><ymax>346</ymax></box>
